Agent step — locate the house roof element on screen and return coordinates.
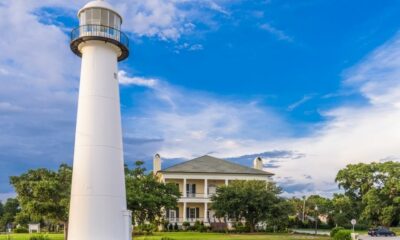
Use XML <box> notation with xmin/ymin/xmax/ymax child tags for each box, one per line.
<box><xmin>159</xmin><ymin>155</ymin><xmax>273</xmax><ymax>176</ymax></box>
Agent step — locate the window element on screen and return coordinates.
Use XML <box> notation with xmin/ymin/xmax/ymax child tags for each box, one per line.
<box><xmin>92</xmin><ymin>8</ymin><xmax>101</xmax><ymax>25</ymax></box>
<box><xmin>100</xmin><ymin>9</ymin><xmax>108</xmax><ymax>26</ymax></box>
<box><xmin>169</xmin><ymin>210</ymin><xmax>176</xmax><ymax>222</ymax></box>
<box><xmin>186</xmin><ymin>184</ymin><xmax>196</xmax><ymax>197</ymax></box>
<box><xmin>186</xmin><ymin>207</ymin><xmax>199</xmax><ymax>221</ymax></box>
<box><xmin>80</xmin><ymin>11</ymin><xmax>86</xmax><ymax>25</ymax></box>
<box><xmin>189</xmin><ymin>208</ymin><xmax>196</xmax><ymax>219</ymax></box>
<box><xmin>109</xmin><ymin>13</ymin><xmax>115</xmax><ymax>28</ymax></box>
<box><xmin>208</xmin><ymin>185</ymin><xmax>216</xmax><ymax>195</ymax></box>
<box><xmin>86</xmin><ymin>9</ymin><xmax>92</xmax><ymax>24</ymax></box>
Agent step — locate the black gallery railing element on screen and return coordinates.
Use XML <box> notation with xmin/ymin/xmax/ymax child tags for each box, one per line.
<box><xmin>70</xmin><ymin>24</ymin><xmax>129</xmax><ymax>50</ymax></box>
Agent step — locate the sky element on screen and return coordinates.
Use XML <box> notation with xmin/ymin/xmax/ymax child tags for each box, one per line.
<box><xmin>1</xmin><ymin>0</ymin><xmax>400</xmax><ymax>201</ymax></box>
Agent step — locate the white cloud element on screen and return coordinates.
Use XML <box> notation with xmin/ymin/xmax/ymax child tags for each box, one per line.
<box><xmin>287</xmin><ymin>95</ymin><xmax>313</xmax><ymax>111</ymax></box>
<box><xmin>175</xmin><ymin>43</ymin><xmax>204</xmax><ymax>53</ymax></box>
<box><xmin>260</xmin><ymin>23</ymin><xmax>293</xmax><ymax>42</ymax></box>
<box><xmin>118</xmin><ymin>71</ymin><xmax>159</xmax><ymax>88</ymax></box>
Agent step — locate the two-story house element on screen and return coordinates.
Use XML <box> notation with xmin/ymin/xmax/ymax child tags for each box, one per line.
<box><xmin>153</xmin><ymin>154</ymin><xmax>273</xmax><ymax>226</ymax></box>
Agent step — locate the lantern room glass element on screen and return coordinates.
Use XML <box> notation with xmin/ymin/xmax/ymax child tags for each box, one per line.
<box><xmin>79</xmin><ymin>8</ymin><xmax>121</xmax><ymax>30</ymax></box>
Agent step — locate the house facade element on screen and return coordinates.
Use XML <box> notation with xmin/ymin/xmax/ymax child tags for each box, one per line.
<box><xmin>154</xmin><ymin>154</ymin><xmax>273</xmax><ymax>226</ymax></box>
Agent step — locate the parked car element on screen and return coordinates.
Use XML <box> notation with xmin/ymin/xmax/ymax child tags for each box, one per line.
<box><xmin>368</xmin><ymin>227</ymin><xmax>396</xmax><ymax>237</ymax></box>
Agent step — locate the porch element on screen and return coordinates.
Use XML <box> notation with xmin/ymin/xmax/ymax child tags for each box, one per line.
<box><xmin>165</xmin><ymin>202</ymin><xmax>223</xmax><ymax>225</ymax></box>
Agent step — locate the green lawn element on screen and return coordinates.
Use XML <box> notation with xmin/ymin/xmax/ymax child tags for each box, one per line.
<box><xmin>135</xmin><ymin>232</ymin><xmax>329</xmax><ymax>240</ymax></box>
<box><xmin>2</xmin><ymin>228</ymin><xmax>399</xmax><ymax>240</ymax></box>
<box><xmin>0</xmin><ymin>233</ymin><xmax>329</xmax><ymax>240</ymax></box>
<box><xmin>0</xmin><ymin>234</ymin><xmax>63</xmax><ymax>240</ymax></box>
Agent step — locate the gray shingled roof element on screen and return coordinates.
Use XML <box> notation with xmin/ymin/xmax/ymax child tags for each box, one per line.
<box><xmin>159</xmin><ymin>155</ymin><xmax>273</xmax><ymax>176</ymax></box>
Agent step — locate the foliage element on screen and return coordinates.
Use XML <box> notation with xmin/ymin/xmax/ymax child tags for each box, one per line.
<box><xmin>330</xmin><ymin>194</ymin><xmax>355</xmax><ymax>227</ymax></box>
<box><xmin>125</xmin><ymin>161</ymin><xmax>181</xmax><ymax>226</ymax></box>
<box><xmin>330</xmin><ymin>227</ymin><xmax>345</xmax><ymax>237</ymax></box>
<box><xmin>9</xmin><ymin>164</ymin><xmax>72</xmax><ymax>238</ymax></box>
<box><xmin>0</xmin><ymin>198</ymin><xmax>20</xmax><ymax>231</ymax></box>
<box><xmin>13</xmin><ymin>226</ymin><xmax>28</xmax><ymax>233</ymax></box>
<box><xmin>333</xmin><ymin>230</ymin><xmax>352</xmax><ymax>240</ymax></box>
<box><xmin>182</xmin><ymin>221</ymin><xmax>190</xmax><ymax>230</ymax></box>
<box><xmin>288</xmin><ymin>195</ymin><xmax>334</xmax><ymax>228</ymax></box>
<box><xmin>211</xmin><ymin>180</ymin><xmax>290</xmax><ymax>232</ymax></box>
<box><xmin>29</xmin><ymin>234</ymin><xmax>50</xmax><ymax>240</ymax></box>
<box><xmin>137</xmin><ymin>223</ymin><xmax>156</xmax><ymax>235</ymax></box>
<box><xmin>336</xmin><ymin>161</ymin><xmax>400</xmax><ymax>226</ymax></box>
<box><xmin>266</xmin><ymin>197</ymin><xmax>294</xmax><ymax>231</ymax></box>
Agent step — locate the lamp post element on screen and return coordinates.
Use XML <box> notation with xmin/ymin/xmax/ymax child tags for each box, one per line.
<box><xmin>314</xmin><ymin>205</ymin><xmax>318</xmax><ymax>235</ymax></box>
<box><xmin>302</xmin><ymin>196</ymin><xmax>306</xmax><ymax>222</ymax></box>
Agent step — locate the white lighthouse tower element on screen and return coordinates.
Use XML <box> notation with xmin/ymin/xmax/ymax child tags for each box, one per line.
<box><xmin>68</xmin><ymin>1</ymin><xmax>131</xmax><ymax>240</ymax></box>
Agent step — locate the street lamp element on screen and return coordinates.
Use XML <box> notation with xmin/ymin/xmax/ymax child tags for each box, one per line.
<box><xmin>314</xmin><ymin>205</ymin><xmax>319</xmax><ymax>235</ymax></box>
<box><xmin>302</xmin><ymin>196</ymin><xmax>306</xmax><ymax>222</ymax></box>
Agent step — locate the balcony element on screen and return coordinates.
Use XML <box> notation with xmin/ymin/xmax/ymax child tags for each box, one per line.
<box><xmin>70</xmin><ymin>24</ymin><xmax>129</xmax><ymax>61</ymax></box>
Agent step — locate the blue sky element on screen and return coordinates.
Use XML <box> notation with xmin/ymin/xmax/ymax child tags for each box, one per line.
<box><xmin>1</xmin><ymin>0</ymin><xmax>400</xmax><ymax>201</ymax></box>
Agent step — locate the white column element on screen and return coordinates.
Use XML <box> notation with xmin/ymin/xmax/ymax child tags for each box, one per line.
<box><xmin>204</xmin><ymin>179</ymin><xmax>208</xmax><ymax>198</ymax></box>
<box><xmin>225</xmin><ymin>179</ymin><xmax>229</xmax><ymax>186</ymax></box>
<box><xmin>183</xmin><ymin>202</ymin><xmax>187</xmax><ymax>222</ymax></box>
<box><xmin>204</xmin><ymin>202</ymin><xmax>208</xmax><ymax>223</ymax></box>
<box><xmin>183</xmin><ymin>178</ymin><xmax>187</xmax><ymax>198</ymax></box>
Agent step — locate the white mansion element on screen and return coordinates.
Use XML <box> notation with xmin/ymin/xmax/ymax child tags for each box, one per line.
<box><xmin>153</xmin><ymin>154</ymin><xmax>273</xmax><ymax>226</ymax></box>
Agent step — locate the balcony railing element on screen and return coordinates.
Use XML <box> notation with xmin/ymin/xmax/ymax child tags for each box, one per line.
<box><xmin>182</xmin><ymin>192</ymin><xmax>215</xmax><ymax>198</ymax></box>
<box><xmin>70</xmin><ymin>24</ymin><xmax>129</xmax><ymax>61</ymax></box>
<box><xmin>166</xmin><ymin>218</ymin><xmax>231</xmax><ymax>223</ymax></box>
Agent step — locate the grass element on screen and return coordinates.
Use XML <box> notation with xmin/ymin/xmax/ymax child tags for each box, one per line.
<box><xmin>3</xmin><ymin>229</ymin><xmax>400</xmax><ymax>240</ymax></box>
<box><xmin>0</xmin><ymin>233</ymin><xmax>329</xmax><ymax>240</ymax></box>
<box><xmin>0</xmin><ymin>234</ymin><xmax>63</xmax><ymax>240</ymax></box>
<box><xmin>135</xmin><ymin>232</ymin><xmax>330</xmax><ymax>240</ymax></box>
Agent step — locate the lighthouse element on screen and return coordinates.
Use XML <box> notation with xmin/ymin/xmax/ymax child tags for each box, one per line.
<box><xmin>68</xmin><ymin>1</ymin><xmax>131</xmax><ymax>240</ymax></box>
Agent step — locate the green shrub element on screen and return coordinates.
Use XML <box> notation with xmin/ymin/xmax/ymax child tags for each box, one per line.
<box><xmin>182</xmin><ymin>221</ymin><xmax>190</xmax><ymax>230</ymax></box>
<box><xmin>14</xmin><ymin>227</ymin><xmax>29</xmax><ymax>233</ymax></box>
<box><xmin>29</xmin><ymin>235</ymin><xmax>50</xmax><ymax>240</ymax></box>
<box><xmin>138</xmin><ymin>223</ymin><xmax>156</xmax><ymax>235</ymax></box>
<box><xmin>173</xmin><ymin>222</ymin><xmax>178</xmax><ymax>231</ymax></box>
<box><xmin>333</xmin><ymin>230</ymin><xmax>352</xmax><ymax>240</ymax></box>
<box><xmin>331</xmin><ymin>227</ymin><xmax>345</xmax><ymax>237</ymax></box>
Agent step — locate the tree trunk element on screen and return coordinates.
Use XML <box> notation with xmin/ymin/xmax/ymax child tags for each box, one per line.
<box><xmin>249</xmin><ymin>221</ymin><xmax>255</xmax><ymax>233</ymax></box>
<box><xmin>63</xmin><ymin>222</ymin><xmax>69</xmax><ymax>240</ymax></box>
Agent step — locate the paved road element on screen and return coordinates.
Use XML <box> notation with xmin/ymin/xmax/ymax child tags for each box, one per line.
<box><xmin>292</xmin><ymin>229</ymin><xmax>330</xmax><ymax>236</ymax></box>
<box><xmin>359</xmin><ymin>235</ymin><xmax>400</xmax><ymax>240</ymax></box>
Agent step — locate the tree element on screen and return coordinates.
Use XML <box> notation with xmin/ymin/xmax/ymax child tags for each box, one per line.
<box><xmin>125</xmin><ymin>161</ymin><xmax>181</xmax><ymax>226</ymax></box>
<box><xmin>211</xmin><ymin>180</ymin><xmax>286</xmax><ymax>232</ymax></box>
<box><xmin>336</xmin><ymin>161</ymin><xmax>400</xmax><ymax>226</ymax></box>
<box><xmin>0</xmin><ymin>198</ymin><xmax>20</xmax><ymax>231</ymax></box>
<box><xmin>331</xmin><ymin>194</ymin><xmax>354</xmax><ymax>227</ymax></box>
<box><xmin>10</xmin><ymin>164</ymin><xmax>72</xmax><ymax>239</ymax></box>
<box><xmin>267</xmin><ymin>198</ymin><xmax>294</xmax><ymax>231</ymax></box>
<box><xmin>0</xmin><ymin>201</ymin><xmax>3</xmax><ymax>228</ymax></box>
